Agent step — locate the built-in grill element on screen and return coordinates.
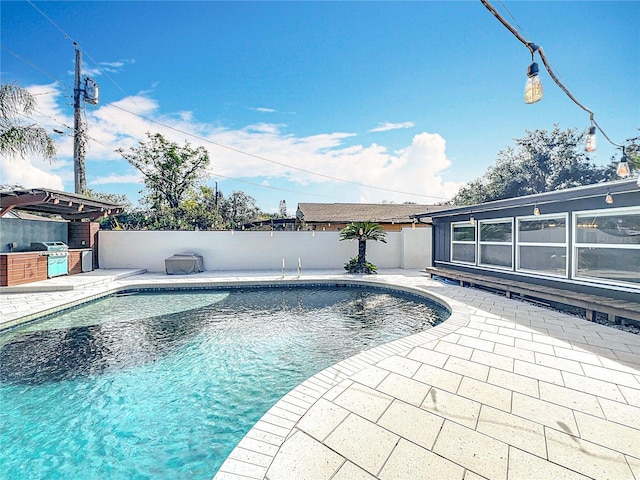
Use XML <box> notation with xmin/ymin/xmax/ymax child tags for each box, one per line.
<box><xmin>30</xmin><ymin>242</ymin><xmax>69</xmax><ymax>278</ymax></box>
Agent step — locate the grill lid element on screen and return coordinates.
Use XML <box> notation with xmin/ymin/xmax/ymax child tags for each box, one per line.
<box><xmin>30</xmin><ymin>241</ymin><xmax>69</xmax><ymax>252</ymax></box>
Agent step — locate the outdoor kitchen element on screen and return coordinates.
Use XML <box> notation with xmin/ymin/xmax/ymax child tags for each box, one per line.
<box><xmin>0</xmin><ymin>188</ymin><xmax>122</xmax><ymax>287</ymax></box>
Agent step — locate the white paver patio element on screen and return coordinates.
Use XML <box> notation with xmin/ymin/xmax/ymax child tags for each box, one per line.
<box><xmin>1</xmin><ymin>268</ymin><xmax>638</xmax><ymax>479</ymax></box>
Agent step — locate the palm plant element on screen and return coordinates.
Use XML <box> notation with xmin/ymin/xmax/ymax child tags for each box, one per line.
<box><xmin>0</xmin><ymin>82</ymin><xmax>56</xmax><ymax>161</ymax></box>
<box><xmin>339</xmin><ymin>221</ymin><xmax>387</xmax><ymax>274</ymax></box>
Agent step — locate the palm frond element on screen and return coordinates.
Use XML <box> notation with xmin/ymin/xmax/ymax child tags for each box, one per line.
<box><xmin>0</xmin><ymin>125</ymin><xmax>56</xmax><ymax>161</ymax></box>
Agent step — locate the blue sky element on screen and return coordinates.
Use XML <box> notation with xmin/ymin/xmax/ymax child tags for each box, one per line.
<box><xmin>1</xmin><ymin>1</ymin><xmax>638</xmax><ymax>213</ymax></box>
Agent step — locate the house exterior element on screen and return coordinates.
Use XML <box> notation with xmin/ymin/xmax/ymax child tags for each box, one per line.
<box><xmin>418</xmin><ymin>179</ymin><xmax>639</xmax><ymax>302</ymax></box>
<box><xmin>295</xmin><ymin>203</ymin><xmax>447</xmax><ymax>231</ymax></box>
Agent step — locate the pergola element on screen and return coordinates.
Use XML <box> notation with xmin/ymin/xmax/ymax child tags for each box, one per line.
<box><xmin>0</xmin><ymin>188</ymin><xmax>123</xmax><ymax>222</ymax></box>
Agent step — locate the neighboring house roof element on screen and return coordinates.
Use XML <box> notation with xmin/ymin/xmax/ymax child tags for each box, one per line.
<box><xmin>296</xmin><ymin>203</ymin><xmax>448</xmax><ymax>224</ymax></box>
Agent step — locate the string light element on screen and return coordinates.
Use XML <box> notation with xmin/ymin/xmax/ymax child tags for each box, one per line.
<box><xmin>481</xmin><ymin>0</ymin><xmax>628</xmax><ymax>171</ymax></box>
<box><xmin>616</xmin><ymin>149</ymin><xmax>630</xmax><ymax>178</ymax></box>
<box><xmin>585</xmin><ymin>125</ymin><xmax>597</xmax><ymax>152</ymax></box>
<box><xmin>605</xmin><ymin>191</ymin><xmax>614</xmax><ymax>204</ymax></box>
<box><xmin>533</xmin><ymin>204</ymin><xmax>541</xmax><ymax>216</ymax></box>
<box><xmin>524</xmin><ymin>55</ymin><xmax>543</xmax><ymax>104</ymax></box>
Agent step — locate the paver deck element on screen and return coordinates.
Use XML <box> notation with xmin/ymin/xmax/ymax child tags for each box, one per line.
<box><xmin>1</xmin><ymin>269</ymin><xmax>639</xmax><ymax>479</ymax></box>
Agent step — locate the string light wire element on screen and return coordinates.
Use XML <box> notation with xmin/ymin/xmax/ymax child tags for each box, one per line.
<box><xmin>480</xmin><ymin>0</ymin><xmax>623</xmax><ymax>149</ymax></box>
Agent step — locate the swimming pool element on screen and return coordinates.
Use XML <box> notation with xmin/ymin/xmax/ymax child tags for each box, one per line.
<box><xmin>0</xmin><ymin>285</ymin><xmax>448</xmax><ymax>479</ymax></box>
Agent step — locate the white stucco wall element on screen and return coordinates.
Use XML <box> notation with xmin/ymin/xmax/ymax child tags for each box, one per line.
<box><xmin>98</xmin><ymin>227</ymin><xmax>432</xmax><ymax>272</ymax></box>
<box><xmin>401</xmin><ymin>227</ymin><xmax>432</xmax><ymax>269</ymax></box>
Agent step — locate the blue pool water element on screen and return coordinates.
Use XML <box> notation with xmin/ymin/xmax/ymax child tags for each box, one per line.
<box><xmin>0</xmin><ymin>286</ymin><xmax>448</xmax><ymax>479</ymax></box>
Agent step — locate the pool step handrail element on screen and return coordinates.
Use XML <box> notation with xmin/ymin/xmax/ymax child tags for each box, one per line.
<box><xmin>297</xmin><ymin>257</ymin><xmax>301</xmax><ymax>279</ymax></box>
<box><xmin>281</xmin><ymin>257</ymin><xmax>285</xmax><ymax>279</ymax></box>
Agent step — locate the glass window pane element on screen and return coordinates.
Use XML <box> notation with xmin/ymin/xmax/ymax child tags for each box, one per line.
<box><xmin>518</xmin><ymin>246</ymin><xmax>566</xmax><ymax>276</ymax></box>
<box><xmin>576</xmin><ymin>247</ymin><xmax>640</xmax><ymax>284</ymax></box>
<box><xmin>479</xmin><ymin>244</ymin><xmax>512</xmax><ymax>268</ymax></box>
<box><xmin>453</xmin><ymin>226</ymin><xmax>475</xmax><ymax>241</ymax></box>
<box><xmin>480</xmin><ymin>222</ymin><xmax>512</xmax><ymax>242</ymax></box>
<box><xmin>452</xmin><ymin>244</ymin><xmax>475</xmax><ymax>263</ymax></box>
<box><xmin>576</xmin><ymin>212</ymin><xmax>640</xmax><ymax>245</ymax></box>
<box><xmin>519</xmin><ymin>218</ymin><xmax>566</xmax><ymax>244</ymax></box>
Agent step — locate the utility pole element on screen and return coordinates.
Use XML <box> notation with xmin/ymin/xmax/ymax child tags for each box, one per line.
<box><xmin>73</xmin><ymin>42</ymin><xmax>86</xmax><ymax>194</ymax></box>
<box><xmin>72</xmin><ymin>43</ymin><xmax>99</xmax><ymax>194</ymax></box>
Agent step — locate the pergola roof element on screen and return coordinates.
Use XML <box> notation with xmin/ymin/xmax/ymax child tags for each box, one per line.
<box><xmin>0</xmin><ymin>188</ymin><xmax>124</xmax><ymax>222</ymax></box>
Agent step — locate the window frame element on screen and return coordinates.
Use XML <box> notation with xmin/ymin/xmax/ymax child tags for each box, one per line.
<box><xmin>450</xmin><ymin>221</ymin><xmax>476</xmax><ymax>265</ymax></box>
<box><xmin>516</xmin><ymin>213</ymin><xmax>569</xmax><ymax>278</ymax></box>
<box><xmin>477</xmin><ymin>217</ymin><xmax>514</xmax><ymax>270</ymax></box>
<box><xmin>572</xmin><ymin>206</ymin><xmax>640</xmax><ymax>288</ymax></box>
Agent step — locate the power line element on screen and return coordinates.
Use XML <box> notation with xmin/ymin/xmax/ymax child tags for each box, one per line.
<box><xmin>109</xmin><ymin>103</ymin><xmax>449</xmax><ymax>201</ymax></box>
<box><xmin>11</xmin><ymin>5</ymin><xmax>451</xmax><ymax>201</ymax></box>
<box><xmin>480</xmin><ymin>0</ymin><xmax>623</xmax><ymax>149</ymax></box>
<box><xmin>1</xmin><ymin>45</ymin><xmax>73</xmax><ymax>91</ymax></box>
<box><xmin>24</xmin><ymin>0</ymin><xmax>155</xmax><ymax>114</ymax></box>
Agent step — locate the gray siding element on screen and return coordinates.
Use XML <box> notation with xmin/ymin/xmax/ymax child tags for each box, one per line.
<box><xmin>431</xmin><ymin>188</ymin><xmax>640</xmax><ymax>302</ymax></box>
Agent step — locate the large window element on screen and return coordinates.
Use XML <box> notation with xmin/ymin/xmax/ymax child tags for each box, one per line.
<box><xmin>451</xmin><ymin>222</ymin><xmax>476</xmax><ymax>264</ymax></box>
<box><xmin>478</xmin><ymin>219</ymin><xmax>513</xmax><ymax>269</ymax></box>
<box><xmin>517</xmin><ymin>215</ymin><xmax>568</xmax><ymax>277</ymax></box>
<box><xmin>574</xmin><ymin>207</ymin><xmax>640</xmax><ymax>286</ymax></box>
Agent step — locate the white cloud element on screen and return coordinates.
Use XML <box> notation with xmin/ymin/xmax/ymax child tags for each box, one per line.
<box><xmin>80</xmin><ymin>58</ymin><xmax>135</xmax><ymax>77</ymax></box>
<box><xmin>90</xmin><ymin>174</ymin><xmax>142</xmax><ymax>186</ymax></box>
<box><xmin>369</xmin><ymin>121</ymin><xmax>415</xmax><ymax>133</ymax></box>
<box><xmin>0</xmin><ymin>156</ymin><xmax>65</xmax><ymax>190</ymax></box>
<box><xmin>253</xmin><ymin>107</ymin><xmax>277</xmax><ymax>113</ymax></box>
<box><xmin>19</xmin><ymin>83</ymin><xmax>462</xmax><ymax>203</ymax></box>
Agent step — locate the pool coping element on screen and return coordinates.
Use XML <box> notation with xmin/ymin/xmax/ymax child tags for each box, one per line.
<box><xmin>212</xmin><ymin>277</ymin><xmax>473</xmax><ymax>479</ymax></box>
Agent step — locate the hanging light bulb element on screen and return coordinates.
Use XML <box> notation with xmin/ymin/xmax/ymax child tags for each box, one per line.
<box><xmin>616</xmin><ymin>150</ymin><xmax>630</xmax><ymax>178</ymax></box>
<box><xmin>524</xmin><ymin>62</ymin><xmax>543</xmax><ymax>104</ymax></box>
<box><xmin>605</xmin><ymin>191</ymin><xmax>614</xmax><ymax>204</ymax></box>
<box><xmin>533</xmin><ymin>204</ymin><xmax>541</xmax><ymax>216</ymax></box>
<box><xmin>585</xmin><ymin>125</ymin><xmax>597</xmax><ymax>152</ymax></box>
<box><xmin>469</xmin><ymin>216</ymin><xmax>475</xmax><ymax>226</ymax></box>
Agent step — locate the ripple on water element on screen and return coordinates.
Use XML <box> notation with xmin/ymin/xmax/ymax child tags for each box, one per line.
<box><xmin>0</xmin><ymin>286</ymin><xmax>448</xmax><ymax>479</ymax></box>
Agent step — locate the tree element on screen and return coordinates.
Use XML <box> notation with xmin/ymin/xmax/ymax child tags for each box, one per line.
<box><xmin>219</xmin><ymin>191</ymin><xmax>261</xmax><ymax>228</ymax></box>
<box><xmin>451</xmin><ymin>126</ymin><xmax>609</xmax><ymax>206</ymax></box>
<box><xmin>117</xmin><ymin>132</ymin><xmax>210</xmax><ymax>210</ymax></box>
<box><xmin>339</xmin><ymin>221</ymin><xmax>387</xmax><ymax>274</ymax></box>
<box><xmin>84</xmin><ymin>188</ymin><xmax>132</xmax><ymax>211</ymax></box>
<box><xmin>0</xmin><ymin>82</ymin><xmax>56</xmax><ymax>161</ymax></box>
<box><xmin>181</xmin><ymin>186</ymin><xmax>224</xmax><ymax>230</ymax></box>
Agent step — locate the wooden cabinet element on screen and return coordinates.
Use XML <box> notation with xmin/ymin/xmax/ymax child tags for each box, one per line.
<box><xmin>0</xmin><ymin>253</ymin><xmax>48</xmax><ymax>287</ymax></box>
